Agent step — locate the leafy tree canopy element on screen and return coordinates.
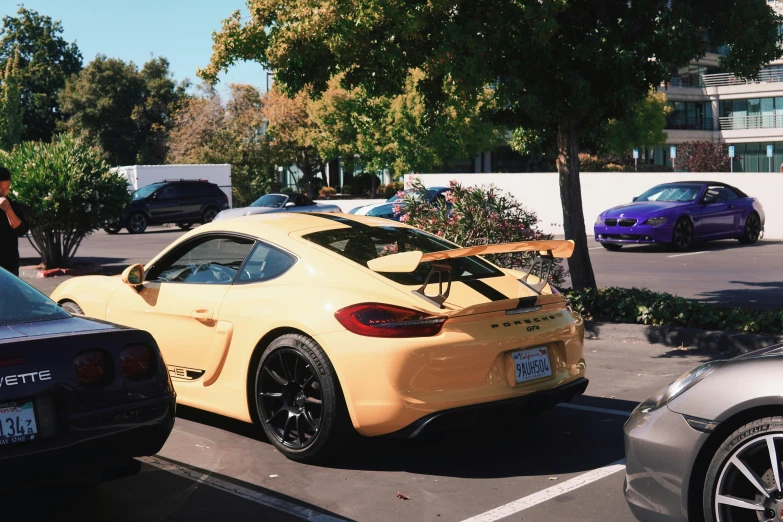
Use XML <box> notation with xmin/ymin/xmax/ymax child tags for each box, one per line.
<box><xmin>0</xmin><ymin>49</ymin><xmax>22</xmax><ymax>150</ymax></box>
<box><xmin>58</xmin><ymin>55</ymin><xmax>188</xmax><ymax>166</ymax></box>
<box><xmin>200</xmin><ymin>0</ymin><xmax>782</xmax><ymax>289</ymax></box>
<box><xmin>0</xmin><ymin>7</ymin><xmax>82</xmax><ymax>142</ymax></box>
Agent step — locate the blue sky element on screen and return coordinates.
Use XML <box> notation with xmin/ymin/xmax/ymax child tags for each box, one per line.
<box><xmin>2</xmin><ymin>1</ymin><xmax>269</xmax><ymax>91</ymax></box>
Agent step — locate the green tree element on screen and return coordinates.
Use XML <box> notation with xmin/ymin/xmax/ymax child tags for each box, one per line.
<box><xmin>168</xmin><ymin>84</ymin><xmax>275</xmax><ymax>207</ymax></box>
<box><xmin>0</xmin><ymin>49</ymin><xmax>22</xmax><ymax>150</ymax></box>
<box><xmin>599</xmin><ymin>92</ymin><xmax>671</xmax><ymax>159</ymax></box>
<box><xmin>0</xmin><ymin>133</ymin><xmax>130</xmax><ymax>268</ymax></box>
<box><xmin>59</xmin><ymin>55</ymin><xmax>188</xmax><ymax>165</ymax></box>
<box><xmin>0</xmin><ymin>7</ymin><xmax>82</xmax><ymax>143</ymax></box>
<box><xmin>199</xmin><ymin>0</ymin><xmax>782</xmax><ymax>289</ymax></box>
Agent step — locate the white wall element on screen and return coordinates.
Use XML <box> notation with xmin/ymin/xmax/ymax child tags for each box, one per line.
<box><xmin>405</xmin><ymin>172</ymin><xmax>783</xmax><ymax>239</ymax></box>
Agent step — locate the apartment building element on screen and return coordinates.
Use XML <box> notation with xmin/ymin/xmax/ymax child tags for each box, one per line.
<box><xmin>653</xmin><ymin>0</ymin><xmax>783</xmax><ymax>172</ymax></box>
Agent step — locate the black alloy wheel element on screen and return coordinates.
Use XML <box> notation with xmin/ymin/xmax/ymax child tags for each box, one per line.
<box><xmin>672</xmin><ymin>218</ymin><xmax>694</xmax><ymax>251</ymax></box>
<box><xmin>202</xmin><ymin>208</ymin><xmax>219</xmax><ymax>224</ymax></box>
<box><xmin>739</xmin><ymin>213</ymin><xmax>761</xmax><ymax>245</ymax></box>
<box><xmin>254</xmin><ymin>334</ymin><xmax>352</xmax><ymax>462</ymax></box>
<box><xmin>127</xmin><ymin>212</ymin><xmax>148</xmax><ymax>234</ymax></box>
<box><xmin>103</xmin><ymin>222</ymin><xmax>121</xmax><ymax>234</ymax></box>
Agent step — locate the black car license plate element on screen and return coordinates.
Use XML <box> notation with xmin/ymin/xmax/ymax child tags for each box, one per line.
<box><xmin>0</xmin><ymin>401</ymin><xmax>38</xmax><ymax>445</ymax></box>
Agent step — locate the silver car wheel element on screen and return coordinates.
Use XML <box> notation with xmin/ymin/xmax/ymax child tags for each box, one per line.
<box><xmin>714</xmin><ymin>434</ymin><xmax>783</xmax><ymax>521</ymax></box>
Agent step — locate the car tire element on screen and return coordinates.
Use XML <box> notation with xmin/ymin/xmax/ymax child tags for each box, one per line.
<box><xmin>103</xmin><ymin>223</ymin><xmax>122</xmax><ymax>235</ymax></box>
<box><xmin>739</xmin><ymin>212</ymin><xmax>762</xmax><ymax>245</ymax></box>
<box><xmin>177</xmin><ymin>223</ymin><xmax>193</xmax><ymax>230</ymax></box>
<box><xmin>202</xmin><ymin>208</ymin><xmax>219</xmax><ymax>224</ymax></box>
<box><xmin>253</xmin><ymin>333</ymin><xmax>355</xmax><ymax>463</ymax></box>
<box><xmin>671</xmin><ymin>218</ymin><xmax>694</xmax><ymax>251</ymax></box>
<box><xmin>703</xmin><ymin>416</ymin><xmax>783</xmax><ymax>522</ymax></box>
<box><xmin>126</xmin><ymin>212</ymin><xmax>148</xmax><ymax>234</ymax></box>
<box><xmin>601</xmin><ymin>243</ymin><xmax>622</xmax><ymax>251</ymax></box>
<box><xmin>60</xmin><ymin>300</ymin><xmax>85</xmax><ymax>315</ymax></box>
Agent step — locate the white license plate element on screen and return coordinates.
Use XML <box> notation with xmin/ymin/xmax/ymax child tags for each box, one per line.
<box><xmin>510</xmin><ymin>347</ymin><xmax>553</xmax><ymax>384</ymax></box>
<box><xmin>0</xmin><ymin>402</ymin><xmax>38</xmax><ymax>444</ymax></box>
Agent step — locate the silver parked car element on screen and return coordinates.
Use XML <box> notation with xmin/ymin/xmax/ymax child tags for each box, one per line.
<box><xmin>214</xmin><ymin>193</ymin><xmax>341</xmax><ymax>221</ymax></box>
<box><xmin>624</xmin><ymin>343</ymin><xmax>783</xmax><ymax>522</ymax></box>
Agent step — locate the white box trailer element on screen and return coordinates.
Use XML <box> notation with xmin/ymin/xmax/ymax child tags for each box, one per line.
<box><xmin>113</xmin><ymin>164</ymin><xmax>233</xmax><ymax>207</ymax></box>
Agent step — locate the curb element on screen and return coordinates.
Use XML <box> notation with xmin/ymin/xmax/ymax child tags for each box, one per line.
<box><xmin>19</xmin><ymin>264</ymin><xmax>103</xmax><ymax>279</ymax></box>
<box><xmin>586</xmin><ymin>321</ymin><xmax>783</xmax><ymax>355</ymax></box>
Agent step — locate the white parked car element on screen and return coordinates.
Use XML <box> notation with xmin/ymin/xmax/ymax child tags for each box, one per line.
<box><xmin>214</xmin><ymin>193</ymin><xmax>341</xmax><ymax>221</ymax></box>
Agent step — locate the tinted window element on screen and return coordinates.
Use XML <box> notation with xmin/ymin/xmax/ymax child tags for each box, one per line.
<box><xmin>303</xmin><ymin>226</ymin><xmax>503</xmax><ymax>285</ymax></box>
<box><xmin>132</xmin><ymin>183</ymin><xmax>164</xmax><ymax>200</ymax></box>
<box><xmin>150</xmin><ymin>236</ymin><xmax>254</xmax><ymax>284</ymax></box>
<box><xmin>236</xmin><ymin>243</ymin><xmax>296</xmax><ymax>283</ymax></box>
<box><xmin>179</xmin><ymin>183</ymin><xmax>204</xmax><ymax>197</ymax></box>
<box><xmin>637</xmin><ymin>184</ymin><xmax>703</xmax><ymax>202</ymax></box>
<box><xmin>724</xmin><ymin>187</ymin><xmax>739</xmax><ymax>200</ymax></box>
<box><xmin>0</xmin><ymin>269</ymin><xmax>70</xmax><ymax>325</ymax></box>
<box><xmin>158</xmin><ymin>185</ymin><xmax>180</xmax><ymax>199</ymax></box>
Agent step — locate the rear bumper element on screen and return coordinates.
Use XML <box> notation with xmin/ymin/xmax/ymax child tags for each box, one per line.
<box><xmin>0</xmin><ymin>393</ymin><xmax>175</xmax><ymax>484</ymax></box>
<box><xmin>388</xmin><ymin>377</ymin><xmax>589</xmax><ymax>438</ymax></box>
<box><xmin>594</xmin><ymin>224</ymin><xmax>673</xmax><ymax>244</ymax></box>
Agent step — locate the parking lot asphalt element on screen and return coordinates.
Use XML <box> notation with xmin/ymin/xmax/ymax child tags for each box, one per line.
<box><xmin>19</xmin><ymin>337</ymin><xmax>717</xmax><ymax>522</ymax></box>
<box><xmin>20</xmin><ymin>226</ymin><xmax>783</xmax><ymax>309</ymax></box>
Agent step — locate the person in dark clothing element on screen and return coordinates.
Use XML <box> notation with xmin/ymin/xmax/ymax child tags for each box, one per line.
<box><xmin>0</xmin><ymin>167</ymin><xmax>29</xmax><ymax>276</ymax></box>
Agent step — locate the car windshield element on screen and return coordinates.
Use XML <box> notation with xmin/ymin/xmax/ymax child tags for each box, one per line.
<box><xmin>636</xmin><ymin>184</ymin><xmax>703</xmax><ymax>202</ymax></box>
<box><xmin>386</xmin><ymin>189</ymin><xmax>438</xmax><ymax>202</ymax></box>
<box><xmin>302</xmin><ymin>225</ymin><xmax>502</xmax><ymax>285</ymax></box>
<box><xmin>251</xmin><ymin>194</ymin><xmax>288</xmax><ymax>208</ymax></box>
<box><xmin>132</xmin><ymin>184</ymin><xmax>164</xmax><ymax>200</ymax></box>
<box><xmin>0</xmin><ymin>269</ymin><xmax>71</xmax><ymax>326</ymax></box>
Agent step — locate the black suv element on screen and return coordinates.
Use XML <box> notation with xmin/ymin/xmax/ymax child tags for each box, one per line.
<box><xmin>106</xmin><ymin>180</ymin><xmax>230</xmax><ymax>234</ymax></box>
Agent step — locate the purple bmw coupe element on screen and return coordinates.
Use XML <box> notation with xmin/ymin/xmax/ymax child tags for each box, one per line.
<box><xmin>594</xmin><ymin>181</ymin><xmax>764</xmax><ymax>251</ymax></box>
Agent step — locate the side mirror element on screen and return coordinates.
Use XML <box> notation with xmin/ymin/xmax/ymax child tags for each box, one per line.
<box><xmin>702</xmin><ymin>195</ymin><xmax>716</xmax><ymax>204</ymax></box>
<box><xmin>632</xmin><ymin>196</ymin><xmax>639</xmax><ymax>202</ymax></box>
<box><xmin>284</xmin><ymin>202</ymin><xmax>296</xmax><ymax>208</ymax></box>
<box><xmin>121</xmin><ymin>264</ymin><xmax>145</xmax><ymax>287</ymax></box>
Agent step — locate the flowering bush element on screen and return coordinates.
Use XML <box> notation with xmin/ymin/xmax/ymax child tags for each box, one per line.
<box><xmin>318</xmin><ymin>186</ymin><xmax>337</xmax><ymax>198</ymax></box>
<box><xmin>1</xmin><ymin>134</ymin><xmax>130</xmax><ymax>268</ymax></box>
<box><xmin>399</xmin><ymin>178</ymin><xmax>566</xmax><ymax>285</ymax></box>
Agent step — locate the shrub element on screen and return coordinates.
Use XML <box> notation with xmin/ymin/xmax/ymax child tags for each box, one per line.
<box><xmin>319</xmin><ymin>186</ymin><xmax>337</xmax><ymax>198</ymax></box>
<box><xmin>378</xmin><ymin>182</ymin><xmax>404</xmax><ymax>199</ymax></box>
<box><xmin>280</xmin><ymin>186</ymin><xmax>295</xmax><ymax>194</ymax></box>
<box><xmin>1</xmin><ymin>134</ymin><xmax>130</xmax><ymax>268</ymax></box>
<box><xmin>564</xmin><ymin>286</ymin><xmax>783</xmax><ymax>335</ymax></box>
<box><xmin>400</xmin><ymin>178</ymin><xmax>566</xmax><ymax>285</ymax></box>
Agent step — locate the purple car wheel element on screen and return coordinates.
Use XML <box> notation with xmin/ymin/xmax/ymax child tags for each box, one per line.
<box><xmin>672</xmin><ymin>218</ymin><xmax>693</xmax><ymax>251</ymax></box>
<box><xmin>739</xmin><ymin>213</ymin><xmax>761</xmax><ymax>245</ymax></box>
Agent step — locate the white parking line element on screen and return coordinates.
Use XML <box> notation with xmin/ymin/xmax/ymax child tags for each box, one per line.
<box><xmin>589</xmin><ymin>247</ymin><xmax>604</xmax><ymax>250</ymax></box>
<box><xmin>667</xmin><ymin>251</ymin><xmax>708</xmax><ymax>258</ymax></box>
<box><xmin>459</xmin><ymin>459</ymin><xmax>627</xmax><ymax>522</ymax></box>
<box><xmin>556</xmin><ymin>402</ymin><xmax>633</xmax><ymax>417</ymax></box>
<box><xmin>139</xmin><ymin>456</ymin><xmax>347</xmax><ymax>522</ymax></box>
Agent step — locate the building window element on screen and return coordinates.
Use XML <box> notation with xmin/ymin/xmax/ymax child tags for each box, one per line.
<box><xmin>666</xmin><ymin>101</ymin><xmax>712</xmax><ymax>130</ymax></box>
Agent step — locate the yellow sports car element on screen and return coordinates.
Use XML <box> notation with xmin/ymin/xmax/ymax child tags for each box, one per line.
<box><xmin>51</xmin><ymin>213</ymin><xmax>586</xmax><ymax>461</ymax></box>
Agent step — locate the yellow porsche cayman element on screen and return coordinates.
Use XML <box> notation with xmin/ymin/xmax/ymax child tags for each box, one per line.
<box><xmin>51</xmin><ymin>213</ymin><xmax>586</xmax><ymax>461</ymax></box>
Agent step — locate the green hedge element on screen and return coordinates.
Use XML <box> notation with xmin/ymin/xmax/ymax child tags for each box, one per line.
<box><xmin>563</xmin><ymin>287</ymin><xmax>783</xmax><ymax>336</ymax></box>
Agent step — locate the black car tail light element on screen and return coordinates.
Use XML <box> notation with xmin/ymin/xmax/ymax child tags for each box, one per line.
<box><xmin>74</xmin><ymin>350</ymin><xmax>111</xmax><ymax>386</ymax></box>
<box><xmin>0</xmin><ymin>356</ymin><xmax>24</xmax><ymax>368</ymax></box>
<box><xmin>335</xmin><ymin>303</ymin><xmax>447</xmax><ymax>338</ymax></box>
<box><xmin>120</xmin><ymin>344</ymin><xmax>155</xmax><ymax>380</ymax></box>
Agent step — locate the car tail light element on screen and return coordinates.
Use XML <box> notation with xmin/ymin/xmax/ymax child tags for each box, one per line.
<box><xmin>74</xmin><ymin>350</ymin><xmax>110</xmax><ymax>385</ymax></box>
<box><xmin>0</xmin><ymin>356</ymin><xmax>24</xmax><ymax>368</ymax></box>
<box><xmin>120</xmin><ymin>344</ymin><xmax>155</xmax><ymax>380</ymax></box>
<box><xmin>335</xmin><ymin>303</ymin><xmax>447</xmax><ymax>338</ymax></box>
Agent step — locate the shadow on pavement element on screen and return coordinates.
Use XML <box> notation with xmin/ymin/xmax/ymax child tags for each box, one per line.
<box><xmin>178</xmin><ymin>398</ymin><xmax>626</xmax><ymax>479</ymax></box>
<box><xmin>597</xmin><ymin>239</ymin><xmax>776</xmax><ymax>255</ymax></box>
<box><xmin>696</xmin><ymin>280</ymin><xmax>783</xmax><ymax>310</ymax></box>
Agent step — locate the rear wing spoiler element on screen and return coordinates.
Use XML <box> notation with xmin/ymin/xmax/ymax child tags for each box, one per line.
<box><xmin>367</xmin><ymin>240</ymin><xmax>574</xmax><ymax>308</ymax></box>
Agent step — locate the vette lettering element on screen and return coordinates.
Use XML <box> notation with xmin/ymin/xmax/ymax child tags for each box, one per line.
<box><xmin>0</xmin><ymin>370</ymin><xmax>52</xmax><ymax>387</ymax></box>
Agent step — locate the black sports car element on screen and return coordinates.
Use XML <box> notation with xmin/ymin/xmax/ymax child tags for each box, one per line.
<box><xmin>0</xmin><ymin>268</ymin><xmax>175</xmax><ymax>485</ymax></box>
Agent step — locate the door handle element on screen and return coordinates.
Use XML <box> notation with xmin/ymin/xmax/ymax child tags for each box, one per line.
<box><xmin>192</xmin><ymin>308</ymin><xmax>215</xmax><ymax>324</ymax></box>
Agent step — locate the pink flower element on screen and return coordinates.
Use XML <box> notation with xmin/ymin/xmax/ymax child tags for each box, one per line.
<box><xmin>392</xmin><ymin>204</ymin><xmax>402</xmax><ymax>214</ymax></box>
<box><xmin>400</xmin><ymin>214</ymin><xmax>410</xmax><ymax>222</ymax></box>
<box><xmin>445</xmin><ymin>191</ymin><xmax>455</xmax><ymax>203</ymax></box>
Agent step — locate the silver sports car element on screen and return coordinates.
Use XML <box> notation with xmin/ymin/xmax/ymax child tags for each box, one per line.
<box><xmin>214</xmin><ymin>193</ymin><xmax>341</xmax><ymax>221</ymax></box>
<box><xmin>624</xmin><ymin>343</ymin><xmax>783</xmax><ymax>522</ymax></box>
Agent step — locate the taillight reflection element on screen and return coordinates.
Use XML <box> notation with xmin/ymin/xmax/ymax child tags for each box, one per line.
<box><xmin>74</xmin><ymin>350</ymin><xmax>110</xmax><ymax>385</ymax></box>
<box><xmin>120</xmin><ymin>344</ymin><xmax>155</xmax><ymax>380</ymax></box>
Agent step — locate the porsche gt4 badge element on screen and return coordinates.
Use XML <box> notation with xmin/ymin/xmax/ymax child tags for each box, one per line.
<box><xmin>168</xmin><ymin>366</ymin><xmax>206</xmax><ymax>381</ymax></box>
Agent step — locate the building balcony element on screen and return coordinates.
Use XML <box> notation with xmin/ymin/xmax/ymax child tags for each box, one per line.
<box><xmin>702</xmin><ymin>69</ymin><xmax>783</xmax><ymax>87</ymax></box>
<box><xmin>719</xmin><ymin>115</ymin><xmax>783</xmax><ymax>130</ymax></box>
<box><xmin>665</xmin><ymin>116</ymin><xmax>714</xmax><ymax>131</ymax></box>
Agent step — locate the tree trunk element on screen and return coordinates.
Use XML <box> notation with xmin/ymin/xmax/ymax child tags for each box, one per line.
<box><xmin>556</xmin><ymin>117</ymin><xmax>597</xmax><ymax>290</ymax></box>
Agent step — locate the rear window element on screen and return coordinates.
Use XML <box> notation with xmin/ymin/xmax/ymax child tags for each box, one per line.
<box><xmin>0</xmin><ymin>269</ymin><xmax>70</xmax><ymax>326</ymax></box>
<box><xmin>302</xmin><ymin>226</ymin><xmax>503</xmax><ymax>285</ymax></box>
